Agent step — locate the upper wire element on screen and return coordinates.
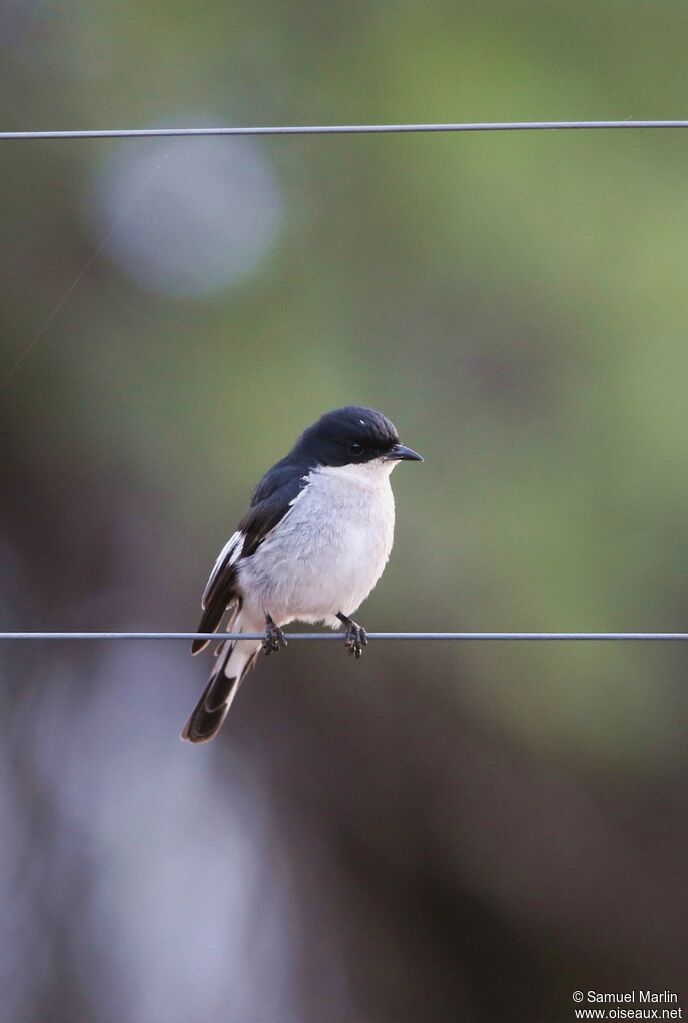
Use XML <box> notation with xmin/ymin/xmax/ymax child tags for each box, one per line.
<box><xmin>3</xmin><ymin>120</ymin><xmax>688</xmax><ymax>141</ymax></box>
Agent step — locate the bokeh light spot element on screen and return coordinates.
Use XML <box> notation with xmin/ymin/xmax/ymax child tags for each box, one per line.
<box><xmin>90</xmin><ymin>136</ymin><xmax>284</xmax><ymax>297</ymax></box>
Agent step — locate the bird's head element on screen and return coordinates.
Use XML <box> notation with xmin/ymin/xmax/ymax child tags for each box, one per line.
<box><xmin>294</xmin><ymin>406</ymin><xmax>423</xmax><ymax>473</ymax></box>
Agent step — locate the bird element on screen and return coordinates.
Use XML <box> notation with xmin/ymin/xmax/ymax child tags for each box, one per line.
<box><xmin>181</xmin><ymin>406</ymin><xmax>423</xmax><ymax>743</ymax></box>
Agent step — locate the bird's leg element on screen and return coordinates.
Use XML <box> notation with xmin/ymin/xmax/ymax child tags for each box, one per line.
<box><xmin>262</xmin><ymin>613</ymin><xmax>288</xmax><ymax>655</ymax></box>
<box><xmin>336</xmin><ymin>612</ymin><xmax>368</xmax><ymax>659</ymax></box>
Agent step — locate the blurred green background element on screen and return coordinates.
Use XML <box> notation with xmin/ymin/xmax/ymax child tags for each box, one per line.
<box><xmin>1</xmin><ymin>3</ymin><xmax>687</xmax><ymax>1021</ymax></box>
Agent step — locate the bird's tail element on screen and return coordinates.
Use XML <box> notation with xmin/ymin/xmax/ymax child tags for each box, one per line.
<box><xmin>181</xmin><ymin>610</ymin><xmax>261</xmax><ymax>743</ymax></box>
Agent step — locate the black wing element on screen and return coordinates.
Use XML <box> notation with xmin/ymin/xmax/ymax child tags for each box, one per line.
<box><xmin>192</xmin><ymin>458</ymin><xmax>309</xmax><ymax>653</ymax></box>
<box><xmin>238</xmin><ymin>458</ymin><xmax>310</xmax><ymax>557</ymax></box>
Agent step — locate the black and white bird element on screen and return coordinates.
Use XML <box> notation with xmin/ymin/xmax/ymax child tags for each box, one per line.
<box><xmin>181</xmin><ymin>406</ymin><xmax>423</xmax><ymax>743</ymax></box>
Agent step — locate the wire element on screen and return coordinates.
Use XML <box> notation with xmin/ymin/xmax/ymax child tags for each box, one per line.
<box><xmin>2</xmin><ymin>632</ymin><xmax>688</xmax><ymax>641</ymax></box>
<box><xmin>3</xmin><ymin>120</ymin><xmax>688</xmax><ymax>141</ymax></box>
<box><xmin>0</xmin><ymin>152</ymin><xmax>168</xmax><ymax>392</ymax></box>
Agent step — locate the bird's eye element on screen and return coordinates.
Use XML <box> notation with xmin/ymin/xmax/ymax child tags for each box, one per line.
<box><xmin>348</xmin><ymin>441</ymin><xmax>364</xmax><ymax>457</ymax></box>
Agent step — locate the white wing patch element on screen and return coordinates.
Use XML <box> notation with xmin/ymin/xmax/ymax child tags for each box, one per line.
<box><xmin>202</xmin><ymin>531</ymin><xmax>245</xmax><ymax>608</ymax></box>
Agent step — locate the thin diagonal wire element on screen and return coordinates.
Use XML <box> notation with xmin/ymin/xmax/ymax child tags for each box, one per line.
<box><xmin>2</xmin><ymin>632</ymin><xmax>688</xmax><ymax>642</ymax></box>
<box><xmin>3</xmin><ymin>120</ymin><xmax>688</xmax><ymax>141</ymax></box>
<box><xmin>0</xmin><ymin>151</ymin><xmax>168</xmax><ymax>392</ymax></box>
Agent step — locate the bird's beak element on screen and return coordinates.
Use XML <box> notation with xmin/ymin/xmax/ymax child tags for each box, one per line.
<box><xmin>388</xmin><ymin>443</ymin><xmax>424</xmax><ymax>462</ymax></box>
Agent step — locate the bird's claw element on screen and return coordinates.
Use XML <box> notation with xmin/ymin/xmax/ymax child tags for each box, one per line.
<box><xmin>262</xmin><ymin>615</ymin><xmax>288</xmax><ymax>656</ymax></box>
<box><xmin>343</xmin><ymin>622</ymin><xmax>367</xmax><ymax>659</ymax></box>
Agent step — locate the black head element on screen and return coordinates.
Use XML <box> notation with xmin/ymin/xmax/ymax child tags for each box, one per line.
<box><xmin>293</xmin><ymin>406</ymin><xmax>423</xmax><ymax>468</ymax></box>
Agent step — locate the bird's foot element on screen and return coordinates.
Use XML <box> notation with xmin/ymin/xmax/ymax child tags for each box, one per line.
<box><xmin>262</xmin><ymin>614</ymin><xmax>288</xmax><ymax>656</ymax></box>
<box><xmin>336</xmin><ymin>612</ymin><xmax>368</xmax><ymax>659</ymax></box>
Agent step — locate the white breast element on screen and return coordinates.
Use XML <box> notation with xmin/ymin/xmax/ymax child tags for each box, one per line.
<box><xmin>237</xmin><ymin>458</ymin><xmax>397</xmax><ymax>628</ymax></box>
